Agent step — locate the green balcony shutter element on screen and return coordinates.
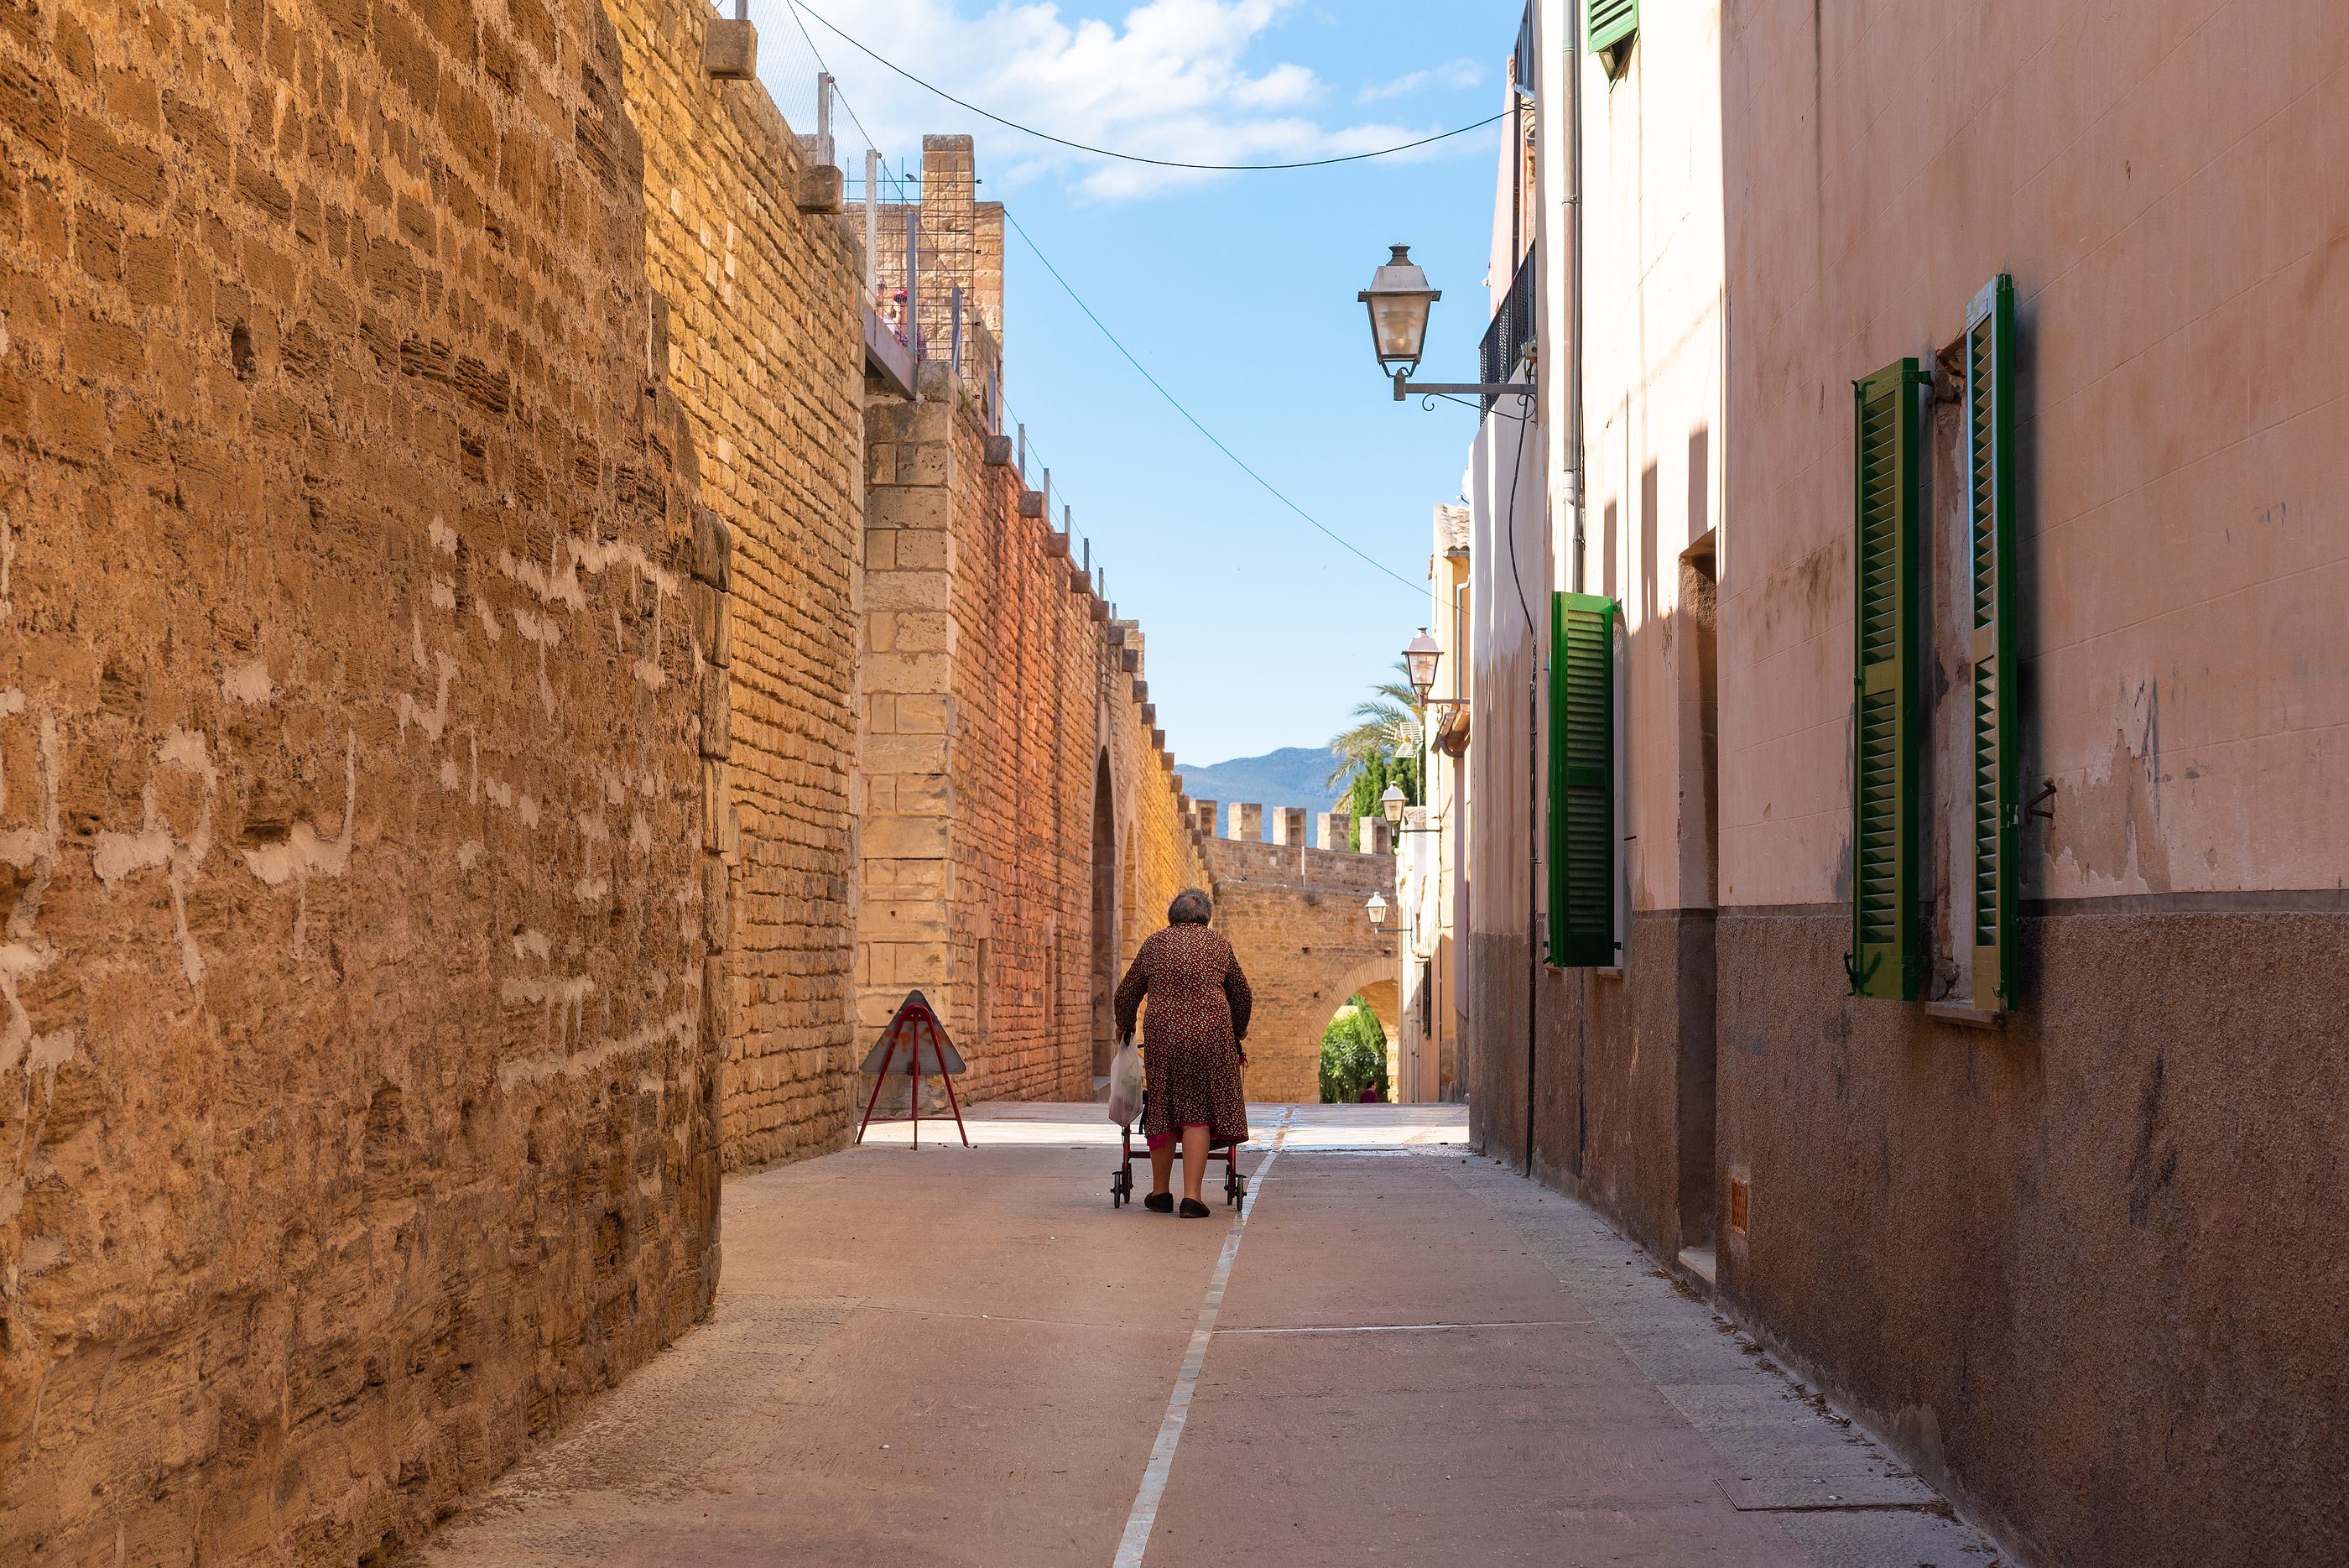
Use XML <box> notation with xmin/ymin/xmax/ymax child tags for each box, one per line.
<box><xmin>1966</xmin><ymin>276</ymin><xmax>2019</xmax><ymax>1010</ymax></box>
<box><xmin>1549</xmin><ymin>591</ymin><xmax>1616</xmax><ymax>967</ymax></box>
<box><xmin>1849</xmin><ymin>359</ymin><xmax>1925</xmax><ymax>1000</ymax></box>
<box><xmin>1588</xmin><ymin>0</ymin><xmax>1639</xmax><ymax>55</ymax></box>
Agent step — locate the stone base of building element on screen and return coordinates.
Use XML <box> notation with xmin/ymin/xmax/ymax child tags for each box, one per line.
<box><xmin>1471</xmin><ymin>899</ymin><xmax>2349</xmax><ymax>1568</ymax></box>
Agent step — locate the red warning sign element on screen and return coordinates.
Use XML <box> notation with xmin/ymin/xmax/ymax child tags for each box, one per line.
<box><xmin>855</xmin><ymin>989</ymin><xmax>970</xmax><ymax>1148</ymax></box>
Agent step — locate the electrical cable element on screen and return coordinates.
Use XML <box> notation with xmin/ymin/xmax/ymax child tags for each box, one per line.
<box><xmin>1001</xmin><ymin>206</ymin><xmax>1425</xmax><ymax>596</ymax></box>
<box><xmin>789</xmin><ymin>0</ymin><xmax>1504</xmax><ymax>172</ymax></box>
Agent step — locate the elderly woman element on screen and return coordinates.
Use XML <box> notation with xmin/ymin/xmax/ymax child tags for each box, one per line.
<box><xmin>1113</xmin><ymin>888</ymin><xmax>1253</xmax><ymax>1216</ymax></box>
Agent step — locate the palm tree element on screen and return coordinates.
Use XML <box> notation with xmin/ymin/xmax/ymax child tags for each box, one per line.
<box><xmin>1326</xmin><ymin>658</ymin><xmax>1426</xmax><ymax>789</ymax></box>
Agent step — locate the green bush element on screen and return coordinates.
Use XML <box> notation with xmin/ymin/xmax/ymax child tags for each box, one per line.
<box><xmin>1318</xmin><ymin>996</ymin><xmax>1390</xmax><ymax>1103</ymax></box>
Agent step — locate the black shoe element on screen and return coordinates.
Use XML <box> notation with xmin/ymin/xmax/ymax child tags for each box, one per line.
<box><xmin>1179</xmin><ymin>1198</ymin><xmax>1211</xmax><ymax>1218</ymax></box>
<box><xmin>1143</xmin><ymin>1191</ymin><xmax>1174</xmax><ymax>1213</ymax></box>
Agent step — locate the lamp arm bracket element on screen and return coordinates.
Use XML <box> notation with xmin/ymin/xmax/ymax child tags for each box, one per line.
<box><xmin>1393</xmin><ymin>371</ymin><xmax>1538</xmax><ymax>402</ymax></box>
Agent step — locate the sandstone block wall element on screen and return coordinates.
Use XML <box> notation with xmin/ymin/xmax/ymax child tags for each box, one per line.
<box><xmin>608</xmin><ymin>0</ymin><xmax>866</xmax><ymax>1171</ymax></box>
<box><xmin>858</xmin><ymin>367</ymin><xmax>1112</xmax><ymax>1107</ymax></box>
<box><xmin>1201</xmin><ymin>834</ymin><xmax>1394</xmax><ymax>1103</ymax></box>
<box><xmin>943</xmin><ymin>371</ymin><xmax>1102</xmax><ymax>1102</ymax></box>
<box><xmin>0</xmin><ymin>0</ymin><xmax>718</xmax><ymax>1558</ymax></box>
<box><xmin>1107</xmin><ymin>633</ymin><xmax>1210</xmax><ymax>1025</ymax></box>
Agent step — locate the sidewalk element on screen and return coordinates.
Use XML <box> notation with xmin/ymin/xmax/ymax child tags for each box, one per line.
<box><xmin>419</xmin><ymin>1105</ymin><xmax>2002</xmax><ymax>1566</ymax></box>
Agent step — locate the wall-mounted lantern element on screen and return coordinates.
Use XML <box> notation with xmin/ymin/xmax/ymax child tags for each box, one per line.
<box><xmin>1360</xmin><ymin>246</ymin><xmax>1538</xmax><ymax>405</ymax></box>
<box><xmin>1366</xmin><ymin>890</ymin><xmax>1389</xmax><ymax>929</ymax></box>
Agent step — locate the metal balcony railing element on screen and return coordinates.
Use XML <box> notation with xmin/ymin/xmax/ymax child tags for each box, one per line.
<box><xmin>1478</xmin><ymin>246</ymin><xmax>1537</xmax><ymax>415</ymax></box>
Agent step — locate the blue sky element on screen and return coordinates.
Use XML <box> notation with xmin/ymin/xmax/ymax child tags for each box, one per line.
<box><xmin>759</xmin><ymin>0</ymin><xmax>1520</xmax><ymax>763</ymax></box>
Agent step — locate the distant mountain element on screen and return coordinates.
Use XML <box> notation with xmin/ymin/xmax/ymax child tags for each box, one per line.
<box><xmin>1174</xmin><ymin>747</ymin><xmax>1348</xmax><ymax>839</ymax></box>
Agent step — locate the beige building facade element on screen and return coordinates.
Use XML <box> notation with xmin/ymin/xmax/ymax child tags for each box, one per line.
<box><xmin>1451</xmin><ymin>3</ymin><xmax>2348</xmax><ymax>1565</ymax></box>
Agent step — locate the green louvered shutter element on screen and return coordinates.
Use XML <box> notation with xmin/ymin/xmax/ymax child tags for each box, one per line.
<box><xmin>1589</xmin><ymin>0</ymin><xmax>1639</xmax><ymax>55</ymax></box>
<box><xmin>1966</xmin><ymin>277</ymin><xmax>2019</xmax><ymax>1010</ymax></box>
<box><xmin>1849</xmin><ymin>360</ymin><xmax>1925</xmax><ymax>1000</ymax></box>
<box><xmin>1548</xmin><ymin>592</ymin><xmax>1616</xmax><ymax>966</ymax></box>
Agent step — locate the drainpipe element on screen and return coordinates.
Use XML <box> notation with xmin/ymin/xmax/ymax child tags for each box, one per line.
<box><xmin>1569</xmin><ymin>11</ymin><xmax>1587</xmax><ymax>596</ymax></box>
<box><xmin>1565</xmin><ymin>0</ymin><xmax>1589</xmax><ymax>1182</ymax></box>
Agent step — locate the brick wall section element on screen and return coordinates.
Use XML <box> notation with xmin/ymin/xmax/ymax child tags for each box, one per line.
<box><xmin>857</xmin><ymin>391</ymin><xmax>958</xmax><ymax>1071</ymax></box>
<box><xmin>859</xmin><ymin>358</ymin><xmax>1207</xmax><ymax>1107</ymax></box>
<box><xmin>0</xmin><ymin>0</ymin><xmax>717</xmax><ymax>1559</ymax></box>
<box><xmin>1109</xmin><ymin>630</ymin><xmax>1210</xmax><ymax>977</ymax></box>
<box><xmin>942</xmin><ymin>371</ymin><xmax>1098</xmax><ymax>1102</ymax></box>
<box><xmin>858</xmin><ymin>370</ymin><xmax>1090</xmax><ymax>1104</ymax></box>
<box><xmin>608</xmin><ymin>0</ymin><xmax>866</xmax><ymax>1170</ymax></box>
<box><xmin>1201</xmin><ymin>836</ymin><xmax>1395</xmax><ymax>1103</ymax></box>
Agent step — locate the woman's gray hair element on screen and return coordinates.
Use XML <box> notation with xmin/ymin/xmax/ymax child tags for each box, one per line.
<box><xmin>1166</xmin><ymin>888</ymin><xmax>1213</xmax><ymax>926</ymax></box>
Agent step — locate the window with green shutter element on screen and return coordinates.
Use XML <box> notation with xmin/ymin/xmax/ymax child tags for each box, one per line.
<box><xmin>1848</xmin><ymin>359</ymin><xmax>1926</xmax><ymax>1000</ymax></box>
<box><xmin>1549</xmin><ymin>591</ymin><xmax>1617</xmax><ymax>967</ymax></box>
<box><xmin>1589</xmin><ymin>0</ymin><xmax>1638</xmax><ymax>55</ymax></box>
<box><xmin>1966</xmin><ymin>276</ymin><xmax>2019</xmax><ymax>1010</ymax></box>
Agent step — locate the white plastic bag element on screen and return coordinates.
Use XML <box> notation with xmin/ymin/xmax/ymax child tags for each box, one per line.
<box><xmin>1107</xmin><ymin>1042</ymin><xmax>1145</xmax><ymax>1128</ymax></box>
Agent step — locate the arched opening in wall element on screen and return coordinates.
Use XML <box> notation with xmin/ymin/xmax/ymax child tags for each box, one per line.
<box><xmin>1090</xmin><ymin>750</ymin><xmax>1117</xmax><ymax>1081</ymax></box>
<box><xmin>1318</xmin><ymin>975</ymin><xmax>1400</xmax><ymax>1103</ymax></box>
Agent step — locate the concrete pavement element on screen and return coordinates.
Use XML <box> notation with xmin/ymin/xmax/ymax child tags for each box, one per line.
<box><xmin>419</xmin><ymin>1105</ymin><xmax>2003</xmax><ymax>1566</ymax></box>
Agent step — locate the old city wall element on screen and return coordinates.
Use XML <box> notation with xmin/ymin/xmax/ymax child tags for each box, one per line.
<box><xmin>852</xmin><ymin>138</ymin><xmax>1206</xmax><ymax>1108</ymax></box>
<box><xmin>607</xmin><ymin>0</ymin><xmax>866</xmax><ymax>1170</ymax></box>
<box><xmin>1201</xmin><ymin>831</ymin><xmax>1393</xmax><ymax>1104</ymax></box>
<box><xmin>1112</xmin><ymin>629</ymin><xmax>1206</xmax><ymax>1006</ymax></box>
<box><xmin>940</xmin><ymin>362</ymin><xmax>1097</xmax><ymax>1103</ymax></box>
<box><xmin>0</xmin><ymin>0</ymin><xmax>721</xmax><ymax>1560</ymax></box>
<box><xmin>861</xmin><ymin>355</ymin><xmax>1206</xmax><ymax>1107</ymax></box>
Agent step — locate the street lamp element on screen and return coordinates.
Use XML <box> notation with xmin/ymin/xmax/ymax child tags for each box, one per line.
<box><xmin>1403</xmin><ymin>628</ymin><xmax>1441</xmax><ymax>702</ymax></box>
<box><xmin>1399</xmin><ymin>628</ymin><xmax>1456</xmax><ymax>718</ymax></box>
<box><xmin>1360</xmin><ymin>245</ymin><xmax>1538</xmax><ymax>404</ymax></box>
<box><xmin>1380</xmin><ymin>783</ymin><xmax>1408</xmax><ymax>825</ymax></box>
<box><xmin>1358</xmin><ymin>246</ymin><xmax>1441</xmax><ymax>377</ymax></box>
<box><xmin>1366</xmin><ymin>890</ymin><xmax>1388</xmax><ymax>929</ymax></box>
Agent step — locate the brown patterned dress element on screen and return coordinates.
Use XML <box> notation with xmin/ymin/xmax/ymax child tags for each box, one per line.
<box><xmin>1113</xmin><ymin>923</ymin><xmax>1253</xmax><ymax>1149</ymax></box>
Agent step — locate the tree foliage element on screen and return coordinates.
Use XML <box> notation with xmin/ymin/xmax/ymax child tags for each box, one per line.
<box><xmin>1327</xmin><ymin>657</ymin><xmax>1424</xmax><ymax>848</ymax></box>
<box><xmin>1318</xmin><ymin>997</ymin><xmax>1390</xmax><ymax>1103</ymax></box>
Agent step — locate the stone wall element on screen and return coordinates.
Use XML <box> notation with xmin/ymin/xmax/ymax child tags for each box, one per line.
<box><xmin>0</xmin><ymin>0</ymin><xmax>718</xmax><ymax>1559</ymax></box>
<box><xmin>860</xmin><ymin>355</ymin><xmax>1204</xmax><ymax>1109</ymax></box>
<box><xmin>0</xmin><ymin>6</ymin><xmax>1235</xmax><ymax>1551</ymax></box>
<box><xmin>1200</xmin><ymin>830</ymin><xmax>1393</xmax><ymax>1104</ymax></box>
<box><xmin>850</xmin><ymin>145</ymin><xmax>1206</xmax><ymax>1114</ymax></box>
<box><xmin>608</xmin><ymin>0</ymin><xmax>866</xmax><ymax>1171</ymax></box>
<box><xmin>1113</xmin><ymin>628</ymin><xmax>1207</xmax><ymax>987</ymax></box>
<box><xmin>939</xmin><ymin>365</ymin><xmax>1093</xmax><ymax>1102</ymax></box>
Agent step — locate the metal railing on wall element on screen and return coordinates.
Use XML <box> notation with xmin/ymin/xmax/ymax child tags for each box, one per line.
<box><xmin>1478</xmin><ymin>244</ymin><xmax>1537</xmax><ymax>416</ymax></box>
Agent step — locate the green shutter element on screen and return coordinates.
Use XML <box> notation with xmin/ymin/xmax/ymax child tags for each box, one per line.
<box><xmin>1849</xmin><ymin>360</ymin><xmax>1925</xmax><ymax>1000</ymax></box>
<box><xmin>1589</xmin><ymin>0</ymin><xmax>1638</xmax><ymax>56</ymax></box>
<box><xmin>1549</xmin><ymin>591</ymin><xmax>1616</xmax><ymax>967</ymax></box>
<box><xmin>1966</xmin><ymin>277</ymin><xmax>2019</xmax><ymax>1010</ymax></box>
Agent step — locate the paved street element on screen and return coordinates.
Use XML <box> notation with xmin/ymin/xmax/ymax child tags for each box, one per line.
<box><xmin>421</xmin><ymin>1106</ymin><xmax>2002</xmax><ymax>1567</ymax></box>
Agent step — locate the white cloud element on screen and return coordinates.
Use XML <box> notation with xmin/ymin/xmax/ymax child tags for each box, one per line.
<box><xmin>1357</xmin><ymin>57</ymin><xmax>1483</xmax><ymax>104</ymax></box>
<box><xmin>771</xmin><ymin>0</ymin><xmax>1478</xmax><ymax>201</ymax></box>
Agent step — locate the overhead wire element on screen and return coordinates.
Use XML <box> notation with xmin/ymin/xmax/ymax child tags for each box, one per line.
<box><xmin>773</xmin><ymin>0</ymin><xmax>1448</xmax><ymax>593</ymax></box>
<box><xmin>1000</xmin><ymin>206</ymin><xmax>1425</xmax><ymax>596</ymax></box>
<box><xmin>787</xmin><ymin>0</ymin><xmax>1504</xmax><ymax>172</ymax></box>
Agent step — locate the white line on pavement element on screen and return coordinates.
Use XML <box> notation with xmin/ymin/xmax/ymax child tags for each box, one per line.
<box><xmin>1218</xmin><ymin>1319</ymin><xmax>1585</xmax><ymax>1336</ymax></box>
<box><xmin>1110</xmin><ymin>1106</ymin><xmax>1293</xmax><ymax>1568</ymax></box>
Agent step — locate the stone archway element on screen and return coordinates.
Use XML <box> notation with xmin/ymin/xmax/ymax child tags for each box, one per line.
<box><xmin>1313</xmin><ymin>963</ymin><xmax>1401</xmax><ymax>1103</ymax></box>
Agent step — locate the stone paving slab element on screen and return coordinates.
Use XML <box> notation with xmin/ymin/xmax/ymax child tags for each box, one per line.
<box><xmin>419</xmin><ymin>1106</ymin><xmax>2004</xmax><ymax>1567</ymax></box>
